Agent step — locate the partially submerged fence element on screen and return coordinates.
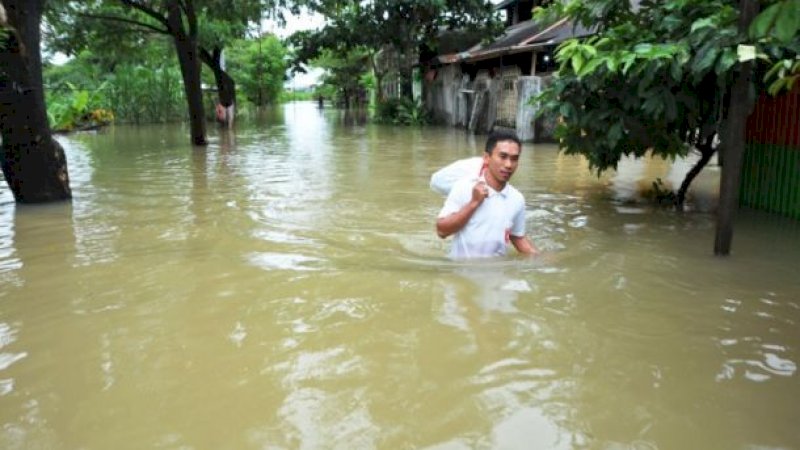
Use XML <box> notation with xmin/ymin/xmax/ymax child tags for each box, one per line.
<box><xmin>741</xmin><ymin>85</ymin><xmax>800</xmax><ymax>220</ymax></box>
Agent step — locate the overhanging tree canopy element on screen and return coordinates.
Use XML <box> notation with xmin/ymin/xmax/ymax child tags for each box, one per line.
<box><xmin>535</xmin><ymin>0</ymin><xmax>798</xmax><ymax>255</ymax></box>
<box><xmin>46</xmin><ymin>0</ymin><xmax>298</xmax><ymax>143</ymax></box>
<box><xmin>291</xmin><ymin>0</ymin><xmax>501</xmax><ymax>100</ymax></box>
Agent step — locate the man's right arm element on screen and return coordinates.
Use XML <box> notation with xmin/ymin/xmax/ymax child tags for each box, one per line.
<box><xmin>436</xmin><ymin>181</ymin><xmax>487</xmax><ymax>238</ymax></box>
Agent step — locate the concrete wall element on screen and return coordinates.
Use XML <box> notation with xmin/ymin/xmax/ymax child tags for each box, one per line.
<box><xmin>424</xmin><ymin>61</ymin><xmax>558</xmax><ymax>142</ymax></box>
<box><xmin>497</xmin><ymin>67</ymin><xmax>522</xmax><ymax>127</ymax></box>
<box><xmin>425</xmin><ymin>64</ymin><xmax>463</xmax><ymax>126</ymax></box>
<box><xmin>517</xmin><ymin>75</ymin><xmax>557</xmax><ymax>142</ymax></box>
<box><xmin>515</xmin><ymin>77</ymin><xmax>537</xmax><ymax>141</ymax></box>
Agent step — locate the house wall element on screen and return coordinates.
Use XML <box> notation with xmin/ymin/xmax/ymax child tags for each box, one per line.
<box><xmin>516</xmin><ymin>77</ymin><xmax>538</xmax><ymax>141</ymax></box>
<box><xmin>425</xmin><ymin>59</ymin><xmax>558</xmax><ymax>142</ymax></box>
<box><xmin>496</xmin><ymin>66</ymin><xmax>522</xmax><ymax>127</ymax></box>
<box><xmin>741</xmin><ymin>86</ymin><xmax>800</xmax><ymax>219</ymax></box>
<box><xmin>426</xmin><ymin>65</ymin><xmax>459</xmax><ymax>126</ymax></box>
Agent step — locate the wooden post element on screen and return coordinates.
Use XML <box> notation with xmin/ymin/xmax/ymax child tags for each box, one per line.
<box><xmin>714</xmin><ymin>0</ymin><xmax>759</xmax><ymax>255</ymax></box>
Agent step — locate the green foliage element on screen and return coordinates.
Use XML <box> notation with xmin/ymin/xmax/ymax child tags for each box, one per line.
<box><xmin>748</xmin><ymin>0</ymin><xmax>800</xmax><ymax>95</ymax></box>
<box><xmin>374</xmin><ymin>97</ymin><xmax>430</xmax><ymax>125</ymax></box>
<box><xmin>749</xmin><ymin>0</ymin><xmax>800</xmax><ymax>43</ymax></box>
<box><xmin>225</xmin><ymin>34</ymin><xmax>288</xmax><ymax>106</ymax></box>
<box><xmin>374</xmin><ymin>97</ymin><xmax>403</xmax><ymax>121</ymax></box>
<box><xmin>533</xmin><ymin>0</ymin><xmax>789</xmax><ymax>177</ymax></box>
<box><xmin>290</xmin><ymin>0</ymin><xmax>500</xmax><ymax>102</ymax></box>
<box><xmin>281</xmin><ymin>90</ymin><xmax>317</xmax><ymax>102</ymax></box>
<box><xmin>396</xmin><ymin>98</ymin><xmax>431</xmax><ymax>125</ymax></box>
<box><xmin>764</xmin><ymin>55</ymin><xmax>800</xmax><ymax>94</ymax></box>
<box><xmin>532</xmin><ymin>0</ymin><xmax>799</xmax><ymax>209</ymax></box>
<box><xmin>46</xmin><ymin>81</ymin><xmax>115</xmax><ymax>131</ymax></box>
<box><xmin>105</xmin><ymin>64</ymin><xmax>186</xmax><ymax>123</ymax></box>
<box><xmin>44</xmin><ymin>0</ymin><xmax>300</xmax><ymax>138</ymax></box>
<box><xmin>45</xmin><ymin>0</ymin><xmax>285</xmax><ymax>56</ymax></box>
<box><xmin>307</xmin><ymin>47</ymin><xmax>371</xmax><ymax>107</ymax></box>
<box><xmin>43</xmin><ymin>41</ymin><xmax>188</xmax><ymax>124</ymax></box>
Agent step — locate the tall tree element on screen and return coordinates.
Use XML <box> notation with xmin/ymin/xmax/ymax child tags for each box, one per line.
<box><xmin>293</xmin><ymin>0</ymin><xmax>500</xmax><ymax>101</ymax></box>
<box><xmin>46</xmin><ymin>0</ymin><xmax>209</xmax><ymax>144</ymax></box>
<box><xmin>535</xmin><ymin>0</ymin><xmax>797</xmax><ymax>255</ymax></box>
<box><xmin>48</xmin><ymin>1</ymin><xmax>301</xmax><ymax>135</ymax></box>
<box><xmin>0</xmin><ymin>0</ymin><xmax>71</xmax><ymax>203</ymax></box>
<box><xmin>225</xmin><ymin>34</ymin><xmax>288</xmax><ymax>107</ymax></box>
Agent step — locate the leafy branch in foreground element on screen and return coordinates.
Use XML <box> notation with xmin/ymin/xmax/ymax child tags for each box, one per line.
<box><xmin>535</xmin><ymin>0</ymin><xmax>797</xmax><ymax>208</ymax></box>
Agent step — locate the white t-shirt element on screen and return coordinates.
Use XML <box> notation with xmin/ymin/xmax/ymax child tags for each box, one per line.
<box><xmin>438</xmin><ymin>177</ymin><xmax>527</xmax><ymax>259</ymax></box>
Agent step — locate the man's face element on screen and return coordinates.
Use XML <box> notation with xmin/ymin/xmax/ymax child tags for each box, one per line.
<box><xmin>483</xmin><ymin>140</ymin><xmax>521</xmax><ymax>188</ymax></box>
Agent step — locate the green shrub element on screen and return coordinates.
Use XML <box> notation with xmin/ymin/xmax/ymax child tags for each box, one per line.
<box><xmin>374</xmin><ymin>97</ymin><xmax>430</xmax><ymax>126</ymax></box>
<box><xmin>47</xmin><ymin>81</ymin><xmax>114</xmax><ymax>131</ymax></box>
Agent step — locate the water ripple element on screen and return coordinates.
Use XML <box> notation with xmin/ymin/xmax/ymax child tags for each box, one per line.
<box><xmin>715</xmin><ymin>292</ymin><xmax>799</xmax><ymax>383</ymax></box>
<box><xmin>246</xmin><ymin>251</ymin><xmax>325</xmax><ymax>271</ymax></box>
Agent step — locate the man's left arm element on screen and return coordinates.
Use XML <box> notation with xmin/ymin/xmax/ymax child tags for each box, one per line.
<box><xmin>509</xmin><ymin>195</ymin><xmax>538</xmax><ymax>256</ymax></box>
<box><xmin>509</xmin><ymin>234</ymin><xmax>538</xmax><ymax>255</ymax></box>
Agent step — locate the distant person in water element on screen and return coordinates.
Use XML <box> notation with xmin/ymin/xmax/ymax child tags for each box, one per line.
<box><xmin>317</xmin><ymin>95</ymin><xmax>324</xmax><ymax>109</ymax></box>
<box><xmin>435</xmin><ymin>130</ymin><xmax>538</xmax><ymax>259</ymax></box>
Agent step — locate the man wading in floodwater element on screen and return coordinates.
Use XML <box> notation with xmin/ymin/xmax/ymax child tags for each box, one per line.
<box><xmin>436</xmin><ymin>130</ymin><xmax>538</xmax><ymax>259</ymax></box>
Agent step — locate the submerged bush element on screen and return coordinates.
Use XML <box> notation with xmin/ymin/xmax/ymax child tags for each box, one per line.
<box><xmin>47</xmin><ymin>81</ymin><xmax>114</xmax><ymax>131</ymax></box>
<box><xmin>374</xmin><ymin>97</ymin><xmax>430</xmax><ymax>126</ymax></box>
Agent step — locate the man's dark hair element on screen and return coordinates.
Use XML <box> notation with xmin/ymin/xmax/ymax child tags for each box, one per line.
<box><xmin>485</xmin><ymin>130</ymin><xmax>521</xmax><ymax>154</ymax></box>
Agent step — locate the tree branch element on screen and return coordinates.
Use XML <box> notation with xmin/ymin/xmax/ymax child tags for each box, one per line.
<box><xmin>676</xmin><ymin>133</ymin><xmax>716</xmax><ymax>209</ymax></box>
<box><xmin>178</xmin><ymin>0</ymin><xmax>197</xmax><ymax>34</ymax></box>
<box><xmin>118</xmin><ymin>0</ymin><xmax>170</xmax><ymax>32</ymax></box>
<box><xmin>198</xmin><ymin>46</ymin><xmax>214</xmax><ymax>67</ymax></box>
<box><xmin>77</xmin><ymin>12</ymin><xmax>167</xmax><ymax>35</ymax></box>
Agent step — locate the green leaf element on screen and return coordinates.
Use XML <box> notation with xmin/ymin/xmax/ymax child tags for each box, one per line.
<box><xmin>694</xmin><ymin>45</ymin><xmax>719</xmax><ymax>73</ymax></box>
<box><xmin>670</xmin><ymin>60</ymin><xmax>682</xmax><ymax>81</ymax></box>
<box><xmin>605</xmin><ymin>55</ymin><xmax>619</xmax><ymax>72</ymax></box>
<box><xmin>715</xmin><ymin>48</ymin><xmax>738</xmax><ymax>74</ymax></box>
<box><xmin>768</xmin><ymin>77</ymin><xmax>788</xmax><ymax>96</ymax></box>
<box><xmin>621</xmin><ymin>53</ymin><xmax>636</xmax><ymax>74</ymax></box>
<box><xmin>774</xmin><ymin>1</ymin><xmax>800</xmax><ymax>42</ymax></box>
<box><xmin>788</xmin><ymin>74</ymin><xmax>799</xmax><ymax>91</ymax></box>
<box><xmin>607</xmin><ymin>121</ymin><xmax>623</xmax><ymax>146</ymax></box>
<box><xmin>764</xmin><ymin>59</ymin><xmax>787</xmax><ymax>81</ymax></box>
<box><xmin>559</xmin><ymin>102</ymin><xmax>574</xmax><ymax>119</ymax></box>
<box><xmin>690</xmin><ymin>17</ymin><xmax>714</xmax><ymax>33</ymax></box>
<box><xmin>571</xmin><ymin>53</ymin><xmax>584</xmax><ymax>74</ymax></box>
<box><xmin>634</xmin><ymin>43</ymin><xmax>653</xmax><ymax>55</ymax></box>
<box><xmin>578</xmin><ymin>57</ymin><xmax>604</xmax><ymax>78</ymax></box>
<box><xmin>749</xmin><ymin>3</ymin><xmax>781</xmax><ymax>38</ymax></box>
<box><xmin>595</xmin><ymin>37</ymin><xmax>611</xmax><ymax>48</ymax></box>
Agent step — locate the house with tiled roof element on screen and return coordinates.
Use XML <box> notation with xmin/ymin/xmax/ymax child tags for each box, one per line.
<box><xmin>422</xmin><ymin>0</ymin><xmax>592</xmax><ymax>141</ymax></box>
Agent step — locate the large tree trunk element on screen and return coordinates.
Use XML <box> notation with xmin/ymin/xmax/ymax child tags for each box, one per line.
<box><xmin>714</xmin><ymin>0</ymin><xmax>758</xmax><ymax>256</ymax></box>
<box><xmin>0</xmin><ymin>0</ymin><xmax>71</xmax><ymax>203</ymax></box>
<box><xmin>173</xmin><ymin>37</ymin><xmax>207</xmax><ymax>145</ymax></box>
<box><xmin>200</xmin><ymin>47</ymin><xmax>236</xmax><ymax>128</ymax></box>
<box><xmin>167</xmin><ymin>1</ymin><xmax>206</xmax><ymax>146</ymax></box>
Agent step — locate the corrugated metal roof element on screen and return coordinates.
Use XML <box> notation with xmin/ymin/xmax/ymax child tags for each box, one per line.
<box><xmin>434</xmin><ymin>18</ymin><xmax>594</xmax><ymax>65</ymax></box>
<box><xmin>473</xmin><ymin>19</ymin><xmax>544</xmax><ymax>52</ymax></box>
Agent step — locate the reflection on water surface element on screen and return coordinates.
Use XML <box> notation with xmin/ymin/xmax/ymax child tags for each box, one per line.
<box><xmin>1</xmin><ymin>102</ymin><xmax>798</xmax><ymax>449</ymax></box>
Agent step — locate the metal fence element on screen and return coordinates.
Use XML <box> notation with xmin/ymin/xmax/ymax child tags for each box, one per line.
<box><xmin>741</xmin><ymin>85</ymin><xmax>800</xmax><ymax>220</ymax></box>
